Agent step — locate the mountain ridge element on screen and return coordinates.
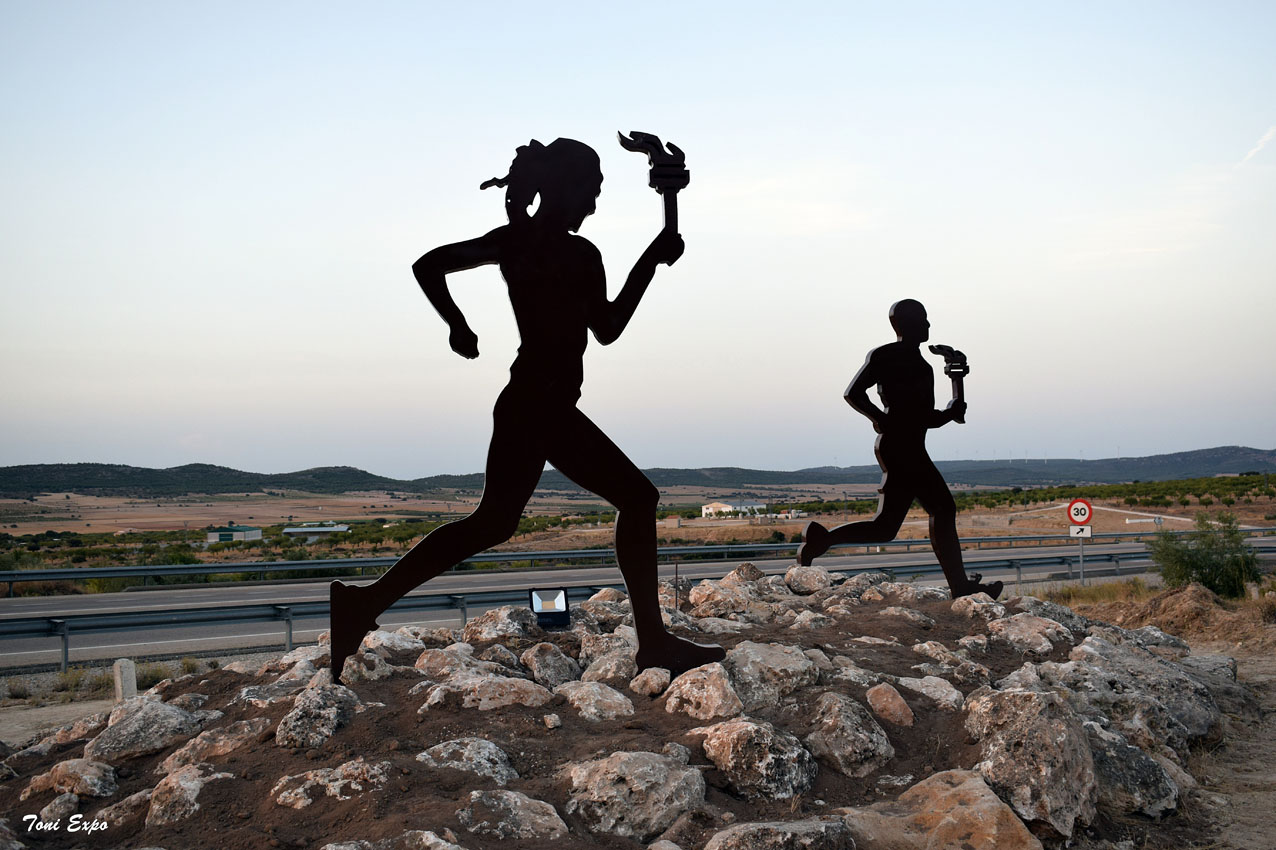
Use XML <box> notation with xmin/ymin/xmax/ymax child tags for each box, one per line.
<box><xmin>1</xmin><ymin>446</ymin><xmax>1272</xmax><ymax>497</ymax></box>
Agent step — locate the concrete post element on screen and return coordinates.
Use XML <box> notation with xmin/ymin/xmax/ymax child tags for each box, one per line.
<box><xmin>113</xmin><ymin>658</ymin><xmax>137</xmax><ymax>703</ymax></box>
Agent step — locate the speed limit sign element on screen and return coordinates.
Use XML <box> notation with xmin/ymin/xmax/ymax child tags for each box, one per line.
<box><xmin>1067</xmin><ymin>498</ymin><xmax>1093</xmax><ymax>525</ymax></box>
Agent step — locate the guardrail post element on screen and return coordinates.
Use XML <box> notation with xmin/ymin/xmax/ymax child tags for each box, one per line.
<box><xmin>450</xmin><ymin>595</ymin><xmax>468</xmax><ymax>626</ymax></box>
<box><xmin>275</xmin><ymin>606</ymin><xmax>293</xmax><ymax>652</ymax></box>
<box><xmin>1012</xmin><ymin>560</ymin><xmax>1021</xmax><ymax>593</ymax></box>
<box><xmin>6</xmin><ymin>580</ymin><xmax>12</xmax><ymax>598</ymax></box>
<box><xmin>1113</xmin><ymin>556</ymin><xmax>1120</xmax><ymax>577</ymax></box>
<box><xmin>51</xmin><ymin>619</ymin><xmax>69</xmax><ymax>673</ymax></box>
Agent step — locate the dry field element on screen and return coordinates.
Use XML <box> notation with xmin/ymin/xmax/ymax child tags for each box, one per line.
<box><xmin>1</xmin><ymin>486</ymin><xmax>1271</xmax><ymax>549</ymax></box>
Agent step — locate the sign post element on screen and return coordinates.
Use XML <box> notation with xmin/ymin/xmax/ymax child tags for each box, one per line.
<box><xmin>1067</xmin><ymin>498</ymin><xmax>1093</xmax><ymax>585</ymax></box>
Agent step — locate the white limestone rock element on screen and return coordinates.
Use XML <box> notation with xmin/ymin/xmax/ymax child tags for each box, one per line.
<box><xmin>275</xmin><ymin>681</ymin><xmax>362</xmax><ymax>749</ymax></box>
<box><xmin>704</xmin><ymin>816</ymin><xmax>853</xmax><ymax>850</ymax></box>
<box><xmin>84</xmin><ymin>697</ymin><xmax>206</xmax><ymax>763</ymax></box>
<box><xmin>156</xmin><ymin>717</ymin><xmax>272</xmax><ymax>776</ymax></box>
<box><xmin>20</xmin><ymin>758</ymin><xmax>117</xmax><ymax>800</ymax></box>
<box><xmin>663</xmin><ymin>663</ymin><xmax>745</xmax><ymax>721</ymax></box>
<box><xmin>519</xmin><ymin>642</ymin><xmax>582</xmax><ymax>689</ymax></box>
<box><xmin>895</xmin><ymin>675</ymin><xmax>964</xmax><ymax>711</ymax></box>
<box><xmin>723</xmin><ymin>640</ymin><xmax>819</xmax><ymax>712</ymax></box>
<box><xmin>564</xmin><ymin>750</ymin><xmax>705</xmax><ymax>841</ymax></box>
<box><xmin>416</xmin><ymin>738</ymin><xmax>518</xmax><ymax>786</ymax></box>
<box><xmin>964</xmin><ymin>685</ymin><xmax>1097</xmax><ymax>841</ymax></box>
<box><xmin>146</xmin><ymin>763</ymin><xmax>234</xmax><ymax>827</ymax></box>
<box><xmin>553</xmin><ymin>681</ymin><xmax>635</xmax><ymax>721</ymax></box>
<box><xmin>803</xmin><ymin>692</ymin><xmax>894</xmax><ymax>777</ymax></box>
<box><xmin>691</xmin><ymin>718</ymin><xmax>817</xmax><ymax>800</ymax></box>
<box><xmin>988</xmin><ymin>613</ymin><xmax>1073</xmax><ymax>655</ymax></box>
<box><xmin>456</xmin><ymin>790</ymin><xmax>567</xmax><ymax>840</ymax></box>
<box><xmin>273</xmin><ymin>758</ymin><xmax>391</xmax><ymax>809</ymax></box>
<box><xmin>460</xmin><ymin>606</ymin><xmax>545</xmax><ymax>643</ymax></box>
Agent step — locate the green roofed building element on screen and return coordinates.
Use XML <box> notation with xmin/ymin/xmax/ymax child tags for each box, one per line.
<box><xmin>206</xmin><ymin>525</ymin><xmax>263</xmax><ymax>543</ymax></box>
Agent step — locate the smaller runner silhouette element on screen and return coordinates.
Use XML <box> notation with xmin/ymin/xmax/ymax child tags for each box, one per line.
<box><xmin>797</xmin><ymin>299</ymin><xmax>1003</xmax><ymax>600</ymax></box>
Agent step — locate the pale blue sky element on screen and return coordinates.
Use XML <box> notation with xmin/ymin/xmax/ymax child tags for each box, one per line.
<box><xmin>3</xmin><ymin>2</ymin><xmax>1273</xmax><ymax>477</ymax></box>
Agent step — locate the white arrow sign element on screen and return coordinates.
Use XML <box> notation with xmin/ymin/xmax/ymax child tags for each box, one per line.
<box><xmin>1070</xmin><ymin>525</ymin><xmax>1092</xmax><ymax>538</ymax></box>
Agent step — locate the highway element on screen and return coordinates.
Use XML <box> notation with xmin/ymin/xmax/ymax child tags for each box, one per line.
<box><xmin>3</xmin><ymin>538</ymin><xmax>1271</xmax><ymax>671</ymax></box>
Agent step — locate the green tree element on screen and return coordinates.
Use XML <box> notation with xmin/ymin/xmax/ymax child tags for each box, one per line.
<box><xmin>1148</xmin><ymin>512</ymin><xmax>1259</xmax><ymax>598</ymax></box>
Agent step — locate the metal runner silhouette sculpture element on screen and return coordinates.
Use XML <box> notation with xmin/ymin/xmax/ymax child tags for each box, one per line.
<box><xmin>797</xmin><ymin>299</ymin><xmax>1004</xmax><ymax>600</ymax></box>
<box><xmin>328</xmin><ymin>135</ymin><xmax>725</xmax><ymax>681</ymax></box>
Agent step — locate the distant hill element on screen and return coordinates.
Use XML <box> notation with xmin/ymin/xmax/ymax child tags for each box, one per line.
<box><xmin>1</xmin><ymin>446</ymin><xmax>1272</xmax><ymax>498</ymax></box>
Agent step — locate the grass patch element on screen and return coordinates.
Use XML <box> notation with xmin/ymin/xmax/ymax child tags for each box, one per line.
<box><xmin>53</xmin><ymin>667</ymin><xmax>86</xmax><ymax>692</ymax></box>
<box><xmin>50</xmin><ymin>665</ymin><xmax>115</xmax><ymax>697</ymax></box>
<box><xmin>136</xmin><ymin>662</ymin><xmax>170</xmax><ymax>690</ymax></box>
<box><xmin>1042</xmin><ymin>577</ymin><xmax>1160</xmax><ymax>606</ymax></box>
<box><xmin>81</xmin><ymin>668</ymin><xmax>113</xmax><ymax>695</ymax></box>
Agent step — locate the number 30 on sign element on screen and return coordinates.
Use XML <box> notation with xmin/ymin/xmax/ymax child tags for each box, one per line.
<box><xmin>1067</xmin><ymin>498</ymin><xmax>1092</xmax><ymax>525</ymax></box>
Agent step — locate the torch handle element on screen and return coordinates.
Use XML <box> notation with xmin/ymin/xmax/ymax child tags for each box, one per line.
<box><xmin>662</xmin><ymin>192</ymin><xmax>679</xmax><ymax>233</ymax></box>
<box><xmin>950</xmin><ymin>376</ymin><xmax>966</xmax><ymax>424</ymax></box>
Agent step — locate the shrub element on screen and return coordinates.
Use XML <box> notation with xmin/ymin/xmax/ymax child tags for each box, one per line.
<box><xmin>82</xmin><ymin>669</ymin><xmax>113</xmax><ymax>695</ymax></box>
<box><xmin>53</xmin><ymin>667</ymin><xmax>86</xmax><ymax>692</ymax></box>
<box><xmin>1258</xmin><ymin>596</ymin><xmax>1276</xmax><ymax>625</ymax></box>
<box><xmin>1149</xmin><ymin>512</ymin><xmax>1259</xmax><ymax>598</ymax></box>
<box><xmin>6</xmin><ymin>678</ymin><xmax>30</xmax><ymax>700</ymax></box>
<box><xmin>136</xmin><ymin>662</ymin><xmax>170</xmax><ymax>690</ymax></box>
<box><xmin>180</xmin><ymin>656</ymin><xmax>201</xmax><ymax>675</ymax></box>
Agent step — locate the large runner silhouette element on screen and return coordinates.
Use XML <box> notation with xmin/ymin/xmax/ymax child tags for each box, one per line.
<box><xmin>798</xmin><ymin>299</ymin><xmax>1004</xmax><ymax>600</ymax></box>
<box><xmin>329</xmin><ymin>137</ymin><xmax>725</xmax><ymax>681</ymax></box>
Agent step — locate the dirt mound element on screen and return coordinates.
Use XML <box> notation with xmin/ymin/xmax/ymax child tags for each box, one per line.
<box><xmin>1072</xmin><ymin>583</ymin><xmax>1276</xmax><ymax>651</ymax></box>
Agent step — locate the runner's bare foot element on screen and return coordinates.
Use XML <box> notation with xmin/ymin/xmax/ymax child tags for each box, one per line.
<box><xmin>635</xmin><ymin>633</ymin><xmax>726</xmax><ymax>679</ymax></box>
<box><xmin>329</xmin><ymin>580</ymin><xmax>380</xmax><ymax>683</ymax></box>
<box><xmin>796</xmin><ymin>521</ymin><xmax>829</xmax><ymax>566</ymax></box>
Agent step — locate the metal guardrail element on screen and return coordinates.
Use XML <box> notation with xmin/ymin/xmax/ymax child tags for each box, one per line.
<box><xmin>1</xmin><ymin>583</ymin><xmax>625</xmax><ymax>673</ymax></box>
<box><xmin>6</xmin><ymin>528</ymin><xmax>1269</xmax><ymax>596</ymax></box>
<box><xmin>0</xmin><ymin>550</ymin><xmax>1154</xmax><ymax>671</ymax></box>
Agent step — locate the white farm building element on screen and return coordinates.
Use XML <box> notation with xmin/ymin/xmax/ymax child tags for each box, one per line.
<box><xmin>701</xmin><ymin>500</ymin><xmax>767</xmax><ymax>517</ymax></box>
<box><xmin>282</xmin><ymin>523</ymin><xmax>350</xmax><ymax>543</ymax></box>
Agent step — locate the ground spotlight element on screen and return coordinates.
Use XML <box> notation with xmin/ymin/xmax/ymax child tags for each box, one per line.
<box><xmin>529</xmin><ymin>587</ymin><xmax>570</xmax><ymax>629</ymax></box>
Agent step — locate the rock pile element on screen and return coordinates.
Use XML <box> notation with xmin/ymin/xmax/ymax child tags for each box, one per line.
<box><xmin>0</xmin><ymin>576</ymin><xmax>1254</xmax><ymax>850</ymax></box>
